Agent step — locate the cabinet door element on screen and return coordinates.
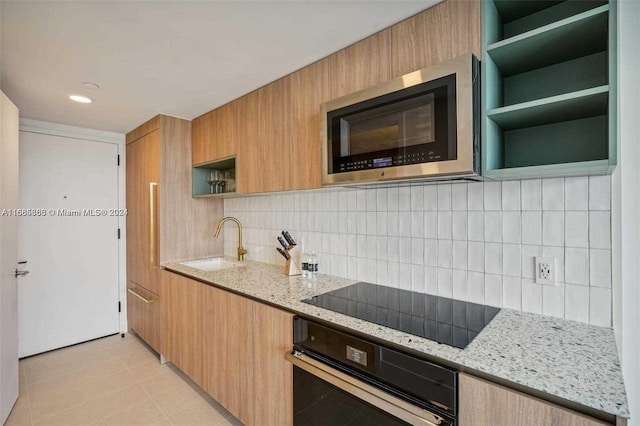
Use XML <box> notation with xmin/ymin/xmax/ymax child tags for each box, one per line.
<box><xmin>252</xmin><ymin>303</ymin><xmax>294</xmax><ymax>426</ymax></box>
<box><xmin>192</xmin><ymin>102</ymin><xmax>237</xmax><ymax>166</ymax></box>
<box><xmin>236</xmin><ymin>79</ymin><xmax>291</xmax><ymax>194</ymax></box>
<box><xmin>127</xmin><ymin>282</ymin><xmax>160</xmax><ymax>352</ymax></box>
<box><xmin>160</xmin><ymin>272</ymin><xmax>204</xmax><ymax>387</ymax></box>
<box><xmin>390</xmin><ymin>1</ymin><xmax>480</xmax><ymax>78</ymax></box>
<box><xmin>125</xmin><ymin>130</ymin><xmax>160</xmax><ymax>294</ymax></box>
<box><xmin>458</xmin><ymin>373</ymin><xmax>610</xmax><ymax>426</ymax></box>
<box><xmin>288</xmin><ymin>58</ymin><xmax>330</xmax><ymax>190</ymax></box>
<box><xmin>328</xmin><ymin>29</ymin><xmax>392</xmax><ymax>99</ymax></box>
<box><xmin>202</xmin><ymin>284</ymin><xmax>254</xmax><ymax>425</ymax></box>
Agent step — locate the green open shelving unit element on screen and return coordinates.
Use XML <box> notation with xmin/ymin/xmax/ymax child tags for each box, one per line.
<box><xmin>481</xmin><ymin>0</ymin><xmax>617</xmax><ymax>180</ymax></box>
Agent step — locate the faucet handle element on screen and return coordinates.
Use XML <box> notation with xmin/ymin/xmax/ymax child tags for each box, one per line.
<box><xmin>238</xmin><ymin>246</ymin><xmax>248</xmax><ymax>261</ymax></box>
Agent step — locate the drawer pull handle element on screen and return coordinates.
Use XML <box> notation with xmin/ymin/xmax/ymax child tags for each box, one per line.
<box><xmin>128</xmin><ymin>288</ymin><xmax>155</xmax><ymax>304</ymax></box>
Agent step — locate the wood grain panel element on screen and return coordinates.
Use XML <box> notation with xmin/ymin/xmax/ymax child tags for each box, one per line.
<box><xmin>329</xmin><ymin>28</ymin><xmax>392</xmax><ymax>99</ymax></box>
<box><xmin>459</xmin><ymin>373</ymin><xmax>611</xmax><ymax>426</ymax></box>
<box><xmin>191</xmin><ymin>111</ymin><xmax>214</xmax><ymax>166</ymax></box>
<box><xmin>126</xmin><ymin>115</ymin><xmax>159</xmax><ymax>144</ymax></box>
<box><xmin>391</xmin><ymin>0</ymin><xmax>481</xmax><ymax>78</ymax></box>
<box><xmin>214</xmin><ymin>101</ymin><xmax>238</xmax><ymax>160</ymax></box>
<box><xmin>252</xmin><ymin>303</ymin><xmax>294</xmax><ymax>426</ymax></box>
<box><xmin>288</xmin><ymin>58</ymin><xmax>330</xmax><ymax>190</ymax></box>
<box><xmin>160</xmin><ymin>272</ymin><xmax>181</xmax><ymax>366</ymax></box>
<box><xmin>127</xmin><ymin>282</ymin><xmax>160</xmax><ymax>353</ymax></box>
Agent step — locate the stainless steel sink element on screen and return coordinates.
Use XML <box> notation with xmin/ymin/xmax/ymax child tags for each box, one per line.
<box><xmin>180</xmin><ymin>257</ymin><xmax>244</xmax><ymax>272</ymax></box>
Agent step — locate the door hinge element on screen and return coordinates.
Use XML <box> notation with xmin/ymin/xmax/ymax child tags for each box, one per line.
<box><xmin>117</xmin><ymin>228</ymin><xmax>121</xmax><ymax>239</ymax></box>
<box><xmin>118</xmin><ymin>301</ymin><xmax>121</xmax><ymax>313</ymax></box>
<box><xmin>117</xmin><ymin>154</ymin><xmax>120</xmax><ymax>166</ymax></box>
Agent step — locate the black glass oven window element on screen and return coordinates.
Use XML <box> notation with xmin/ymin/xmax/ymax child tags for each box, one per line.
<box><xmin>293</xmin><ymin>367</ymin><xmax>411</xmax><ymax>426</ymax></box>
<box><xmin>302</xmin><ymin>282</ymin><xmax>500</xmax><ymax>350</ymax></box>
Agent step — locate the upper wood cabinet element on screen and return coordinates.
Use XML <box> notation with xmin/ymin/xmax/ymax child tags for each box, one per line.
<box><xmin>288</xmin><ymin>58</ymin><xmax>330</xmax><ymax>190</ymax></box>
<box><xmin>391</xmin><ymin>0</ymin><xmax>481</xmax><ymax>78</ymax></box>
<box><xmin>328</xmin><ymin>29</ymin><xmax>392</xmax><ymax>99</ymax></box>
<box><xmin>236</xmin><ymin>78</ymin><xmax>291</xmax><ymax>194</ymax></box>
<box><xmin>458</xmin><ymin>373</ymin><xmax>611</xmax><ymax>426</ymax></box>
<box><xmin>192</xmin><ymin>101</ymin><xmax>238</xmax><ymax>166</ymax></box>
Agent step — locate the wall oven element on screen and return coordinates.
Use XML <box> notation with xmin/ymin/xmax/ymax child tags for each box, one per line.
<box><xmin>288</xmin><ymin>318</ymin><xmax>457</xmax><ymax>426</ymax></box>
<box><xmin>321</xmin><ymin>54</ymin><xmax>479</xmax><ymax>185</ymax></box>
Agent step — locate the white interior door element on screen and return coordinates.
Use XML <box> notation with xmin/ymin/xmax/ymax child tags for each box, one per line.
<box><xmin>18</xmin><ymin>131</ymin><xmax>120</xmax><ymax>357</ymax></box>
<box><xmin>0</xmin><ymin>92</ymin><xmax>20</xmax><ymax>424</ymax></box>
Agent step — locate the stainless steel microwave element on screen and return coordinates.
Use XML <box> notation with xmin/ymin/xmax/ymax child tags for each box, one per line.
<box><xmin>321</xmin><ymin>54</ymin><xmax>480</xmax><ymax>185</ymax></box>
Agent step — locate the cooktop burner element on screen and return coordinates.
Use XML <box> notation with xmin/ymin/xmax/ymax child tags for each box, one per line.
<box><xmin>302</xmin><ymin>282</ymin><xmax>500</xmax><ymax>349</ymax></box>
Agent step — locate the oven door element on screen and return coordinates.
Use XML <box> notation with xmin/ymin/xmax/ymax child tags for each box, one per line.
<box><xmin>287</xmin><ymin>351</ymin><xmax>452</xmax><ymax>426</ymax></box>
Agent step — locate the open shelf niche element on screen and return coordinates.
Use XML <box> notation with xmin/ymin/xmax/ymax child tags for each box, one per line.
<box><xmin>192</xmin><ymin>156</ymin><xmax>237</xmax><ymax>197</ymax></box>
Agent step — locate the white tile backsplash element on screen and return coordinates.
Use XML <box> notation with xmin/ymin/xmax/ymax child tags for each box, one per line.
<box><xmin>224</xmin><ymin>177</ymin><xmax>612</xmax><ymax>326</ymax></box>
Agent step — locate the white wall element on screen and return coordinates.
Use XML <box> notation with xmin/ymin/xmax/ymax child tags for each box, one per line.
<box><xmin>612</xmin><ymin>1</ymin><xmax>640</xmax><ymax>424</ymax></box>
<box><xmin>224</xmin><ymin>176</ymin><xmax>613</xmax><ymax>326</ymax></box>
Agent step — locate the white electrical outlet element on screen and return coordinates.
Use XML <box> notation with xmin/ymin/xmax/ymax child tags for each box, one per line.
<box><xmin>535</xmin><ymin>257</ymin><xmax>556</xmax><ymax>285</ymax></box>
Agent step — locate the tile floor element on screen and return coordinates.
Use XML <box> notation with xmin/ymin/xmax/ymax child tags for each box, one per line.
<box><xmin>5</xmin><ymin>334</ymin><xmax>243</xmax><ymax>426</ymax></box>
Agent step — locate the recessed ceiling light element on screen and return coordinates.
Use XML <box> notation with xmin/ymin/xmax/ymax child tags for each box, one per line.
<box><xmin>69</xmin><ymin>95</ymin><xmax>92</xmax><ymax>104</ymax></box>
<box><xmin>82</xmin><ymin>82</ymin><xmax>99</xmax><ymax>90</ymax></box>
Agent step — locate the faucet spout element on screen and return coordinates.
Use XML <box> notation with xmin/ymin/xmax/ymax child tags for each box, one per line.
<box><xmin>214</xmin><ymin>217</ymin><xmax>247</xmax><ymax>261</ymax></box>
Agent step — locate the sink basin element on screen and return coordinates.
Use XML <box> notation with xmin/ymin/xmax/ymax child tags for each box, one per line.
<box><xmin>180</xmin><ymin>257</ymin><xmax>244</xmax><ymax>272</ymax></box>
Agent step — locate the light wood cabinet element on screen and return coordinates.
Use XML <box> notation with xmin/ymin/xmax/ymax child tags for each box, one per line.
<box><xmin>391</xmin><ymin>0</ymin><xmax>481</xmax><ymax>78</ymax></box>
<box><xmin>192</xmin><ymin>101</ymin><xmax>238</xmax><ymax>166</ymax></box>
<box><xmin>459</xmin><ymin>373</ymin><xmax>611</xmax><ymax>426</ymax></box>
<box><xmin>126</xmin><ymin>282</ymin><xmax>160</xmax><ymax>351</ymax></box>
<box><xmin>288</xmin><ymin>58</ymin><xmax>330</xmax><ymax>190</ymax></box>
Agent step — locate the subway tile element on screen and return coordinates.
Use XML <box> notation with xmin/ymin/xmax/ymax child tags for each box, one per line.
<box><xmin>521</xmin><ymin>245</ymin><xmax>542</xmax><ymax>279</ymax></box>
<box><xmin>542</xmin><ymin>178</ymin><xmax>564</xmax><ymax>210</ymax></box>
<box><xmin>411</xmin><ymin>265</ymin><xmax>425</xmax><ymax>293</ymax></box>
<box><xmin>468</xmin><ymin>241</ymin><xmax>484</xmax><ymax>272</ymax></box>
<box><xmin>502</xmin><ymin>212</ymin><xmax>521</xmax><ymax>244</ymax></box>
<box><xmin>412</xmin><ymin>238</ymin><xmax>424</xmax><ymax>265</ymax></box>
<box><xmin>357</xmin><ymin>258</ymin><xmax>367</xmax><ymax>281</ymax></box>
<box><xmin>467</xmin><ymin>271</ymin><xmax>485</xmax><ymax>304</ymax></box>
<box><xmin>398</xmin><ymin>212</ymin><xmax>412</xmax><ymax>237</ymax></box>
<box><xmin>398</xmin><ymin>187</ymin><xmax>411</xmax><ymax>211</ymax></box>
<box><xmin>387</xmin><ymin>187</ymin><xmax>399</xmax><ymax>211</ymax></box>
<box><xmin>424</xmin><ymin>239</ymin><xmax>438</xmax><ymax>267</ymax></box>
<box><xmin>437</xmin><ymin>184</ymin><xmax>452</xmax><ymax>210</ymax></box>
<box><xmin>437</xmin><ymin>240</ymin><xmax>452</xmax><ymax>268</ymax></box>
<box><xmin>387</xmin><ymin>261</ymin><xmax>399</xmax><ymax>288</ymax></box>
<box><xmin>424</xmin><ymin>212</ymin><xmax>438</xmax><ymax>238</ymax></box>
<box><xmin>589</xmin><ymin>176</ymin><xmax>611</xmax><ymax>210</ymax></box>
<box><xmin>366</xmin><ymin>212</ymin><xmax>377</xmax><ymax>235</ymax></box>
<box><xmin>452</xmin><ymin>212</ymin><xmax>468</xmax><ymax>241</ymax></box>
<box><xmin>542</xmin><ymin>211</ymin><xmax>564</xmax><ymax>247</ymax></box>
<box><xmin>376</xmin><ymin>236</ymin><xmax>388</xmax><ymax>261</ymax></box>
<box><xmin>423</xmin><ymin>185</ymin><xmax>438</xmax><ymax>211</ymax></box>
<box><xmin>543</xmin><ymin>284</ymin><xmax>565</xmax><ymax>319</ymax></box>
<box><xmin>387</xmin><ymin>237</ymin><xmax>399</xmax><ymax>262</ymax></box>
<box><xmin>484</xmin><ymin>182</ymin><xmax>502</xmax><ymax>211</ymax></box>
<box><xmin>452</xmin><ymin>269</ymin><xmax>468</xmax><ymax>301</ymax></box>
<box><xmin>502</xmin><ymin>181</ymin><xmax>521</xmax><ymax>211</ymax></box>
<box><xmin>356</xmin><ymin>212</ymin><xmax>367</xmax><ymax>235</ymax></box>
<box><xmin>425</xmin><ymin>266</ymin><xmax>438</xmax><ymax>294</ymax></box>
<box><xmin>589</xmin><ymin>287</ymin><xmax>612</xmax><ymax>326</ymax></box>
<box><xmin>331</xmin><ymin>211</ymin><xmax>340</xmax><ymax>233</ymax></box>
<box><xmin>484</xmin><ymin>243</ymin><xmax>503</xmax><ymax>275</ymax></box>
<box><xmin>542</xmin><ymin>246</ymin><xmax>565</xmax><ymax>283</ymax></box>
<box><xmin>437</xmin><ymin>268</ymin><xmax>453</xmax><ymax>298</ymax></box>
<box><xmin>376</xmin><ymin>261</ymin><xmax>388</xmax><ymax>286</ymax></box>
<box><xmin>590</xmin><ymin>249</ymin><xmax>611</xmax><ymax>288</ymax></box>
<box><xmin>376</xmin><ymin>212</ymin><xmax>388</xmax><ymax>236</ymax></box>
<box><xmin>411</xmin><ymin>211</ymin><xmax>424</xmax><ymax>238</ymax></box>
<box><xmin>522</xmin><ymin>279</ymin><xmax>542</xmax><ymax>314</ymax></box>
<box><xmin>565</xmin><ymin>284</ymin><xmax>589</xmax><ymax>323</ymax></box>
<box><xmin>451</xmin><ymin>183</ymin><xmax>467</xmax><ymax>211</ymax></box>
<box><xmin>452</xmin><ymin>241</ymin><xmax>468</xmax><ymax>270</ymax></box>
<box><xmin>521</xmin><ymin>211</ymin><xmax>542</xmax><ymax>245</ymax></box>
<box><xmin>399</xmin><ymin>237</ymin><xmax>412</xmax><ymax>264</ymax></box>
<box><xmin>339</xmin><ymin>191</ymin><xmax>349</xmax><ymax>212</ymax></box>
<box><xmin>485</xmin><ymin>274</ymin><xmax>503</xmax><ymax>307</ymax></box>
<box><xmin>564</xmin><ymin>177</ymin><xmax>589</xmax><ymax>210</ymax></box>
<box><xmin>438</xmin><ymin>212</ymin><xmax>452</xmax><ymax>239</ymax></box>
<box><xmin>521</xmin><ymin>179</ymin><xmax>541</xmax><ymax>210</ymax></box>
<box><xmin>503</xmin><ymin>276</ymin><xmax>522</xmax><ymax>310</ymax></box>
<box><xmin>347</xmin><ymin>257</ymin><xmax>358</xmax><ymax>279</ymax></box>
<box><xmin>411</xmin><ymin>185</ymin><xmax>424</xmax><ymax>211</ymax></box>
<box><xmin>348</xmin><ymin>190</ymin><xmax>358</xmax><ymax>211</ymax></box>
<box><xmin>503</xmin><ymin>244</ymin><xmax>521</xmax><ymax>277</ymax></box>
<box><xmin>565</xmin><ymin>248</ymin><xmax>589</xmax><ymax>285</ymax></box>
<box><xmin>467</xmin><ymin>182</ymin><xmax>484</xmax><ymax>211</ymax></box>
<box><xmin>365</xmin><ymin>259</ymin><xmax>377</xmax><ymax>283</ymax></box>
<box><xmin>468</xmin><ymin>211</ymin><xmax>484</xmax><ymax>242</ymax></box>
<box><xmin>366</xmin><ymin>189</ymin><xmax>377</xmax><ymax>211</ymax></box>
<box><xmin>357</xmin><ymin>235</ymin><xmax>367</xmax><ymax>257</ymax></box>
<box><xmin>376</xmin><ymin>188</ymin><xmax>388</xmax><ymax>211</ymax></box>
<box><xmin>399</xmin><ymin>262</ymin><xmax>411</xmax><ymax>290</ymax></box>
<box><xmin>589</xmin><ymin>211</ymin><xmax>611</xmax><ymax>249</ymax></box>
<box><xmin>564</xmin><ymin>211</ymin><xmax>589</xmax><ymax>248</ymax></box>
<box><xmin>366</xmin><ymin>235</ymin><xmax>377</xmax><ymax>259</ymax></box>
<box><xmin>347</xmin><ymin>235</ymin><xmax>357</xmax><ymax>256</ymax></box>
<box><xmin>387</xmin><ymin>211</ymin><xmax>399</xmax><ymax>237</ymax></box>
<box><xmin>484</xmin><ymin>211</ymin><xmax>502</xmax><ymax>243</ymax></box>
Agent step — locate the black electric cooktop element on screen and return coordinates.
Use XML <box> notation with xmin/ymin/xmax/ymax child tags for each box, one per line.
<box><xmin>302</xmin><ymin>282</ymin><xmax>500</xmax><ymax>350</ymax></box>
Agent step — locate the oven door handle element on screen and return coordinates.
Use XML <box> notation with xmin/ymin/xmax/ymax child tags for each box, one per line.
<box><xmin>286</xmin><ymin>351</ymin><xmax>448</xmax><ymax>426</ymax></box>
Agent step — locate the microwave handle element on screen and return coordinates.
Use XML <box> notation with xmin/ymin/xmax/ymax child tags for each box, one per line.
<box><xmin>286</xmin><ymin>351</ymin><xmax>448</xmax><ymax>426</ymax></box>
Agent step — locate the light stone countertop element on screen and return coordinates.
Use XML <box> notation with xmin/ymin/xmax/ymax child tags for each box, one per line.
<box><xmin>162</xmin><ymin>258</ymin><xmax>629</xmax><ymax>419</ymax></box>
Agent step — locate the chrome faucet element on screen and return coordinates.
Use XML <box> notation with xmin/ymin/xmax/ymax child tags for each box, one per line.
<box><xmin>214</xmin><ymin>216</ymin><xmax>247</xmax><ymax>261</ymax></box>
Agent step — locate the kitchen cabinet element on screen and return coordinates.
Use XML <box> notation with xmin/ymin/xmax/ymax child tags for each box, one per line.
<box><xmin>160</xmin><ymin>271</ymin><xmax>293</xmax><ymax>426</ymax></box>
<box><xmin>459</xmin><ymin>373</ymin><xmax>611</xmax><ymax>426</ymax></box>
<box><xmin>481</xmin><ymin>0</ymin><xmax>616</xmax><ymax>179</ymax></box>
<box><xmin>126</xmin><ymin>115</ymin><xmax>224</xmax><ymax>353</ymax></box>
<box><xmin>192</xmin><ymin>101</ymin><xmax>238</xmax><ymax>166</ymax></box>
<box><xmin>391</xmin><ymin>0</ymin><xmax>480</xmax><ymax>78</ymax></box>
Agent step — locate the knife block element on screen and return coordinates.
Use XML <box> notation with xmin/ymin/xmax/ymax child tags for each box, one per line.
<box><xmin>284</xmin><ymin>245</ymin><xmax>303</xmax><ymax>276</ymax></box>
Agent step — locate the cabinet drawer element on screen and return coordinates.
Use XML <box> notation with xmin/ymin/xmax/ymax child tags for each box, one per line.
<box><xmin>127</xmin><ymin>282</ymin><xmax>160</xmax><ymax>352</ymax></box>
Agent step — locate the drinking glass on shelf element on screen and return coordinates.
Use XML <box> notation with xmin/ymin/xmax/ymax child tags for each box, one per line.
<box><xmin>207</xmin><ymin>170</ymin><xmax>221</xmax><ymax>194</ymax></box>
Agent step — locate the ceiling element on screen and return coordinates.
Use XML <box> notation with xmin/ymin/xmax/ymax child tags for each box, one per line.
<box><xmin>1</xmin><ymin>1</ymin><xmax>437</xmax><ymax>134</ymax></box>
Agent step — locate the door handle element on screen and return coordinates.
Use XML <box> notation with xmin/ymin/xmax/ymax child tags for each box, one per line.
<box><xmin>15</xmin><ymin>269</ymin><xmax>29</xmax><ymax>277</ymax></box>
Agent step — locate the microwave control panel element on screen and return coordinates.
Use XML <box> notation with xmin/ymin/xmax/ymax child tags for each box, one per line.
<box><xmin>336</xmin><ymin>145</ymin><xmax>444</xmax><ymax>173</ymax></box>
